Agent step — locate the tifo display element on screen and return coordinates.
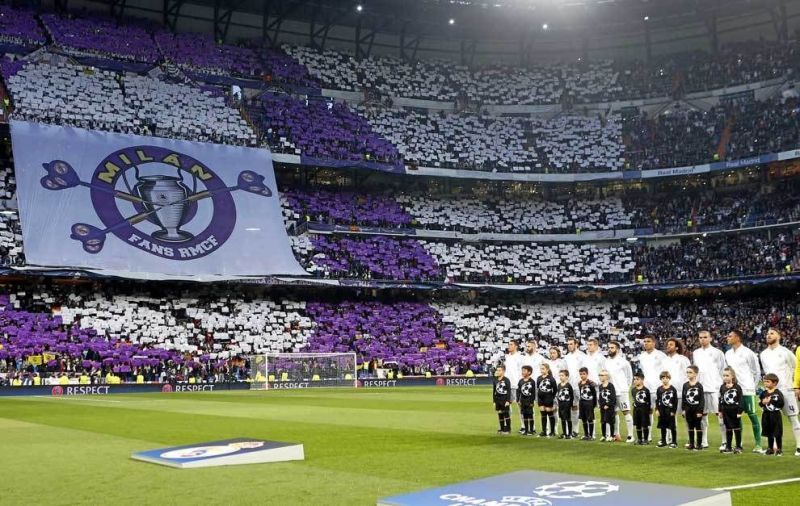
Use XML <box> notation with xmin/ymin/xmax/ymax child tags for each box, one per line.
<box><xmin>0</xmin><ymin>2</ymin><xmax>800</xmax><ymax>505</ymax></box>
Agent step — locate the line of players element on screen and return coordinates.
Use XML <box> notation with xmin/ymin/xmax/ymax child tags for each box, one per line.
<box><xmin>491</xmin><ymin>328</ymin><xmax>800</xmax><ymax>456</ymax></box>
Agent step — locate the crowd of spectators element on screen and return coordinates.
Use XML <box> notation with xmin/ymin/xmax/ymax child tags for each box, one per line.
<box><xmin>41</xmin><ymin>13</ymin><xmax>160</xmax><ymax>63</ymax></box>
<box><xmin>249</xmin><ymin>92</ymin><xmax>399</xmax><ymax>164</ymax></box>
<box><xmin>2</xmin><ymin>7</ymin><xmax>800</xmax><ymax>173</ymax></box>
<box><xmin>634</xmin><ymin>229</ymin><xmax>799</xmax><ymax>283</ymax></box>
<box><xmin>288</xmin><ymin>227</ymin><xmax>799</xmax><ymax>285</ymax></box>
<box><xmin>1</xmin><ymin>283</ymin><xmax>796</xmax><ymax>382</ymax></box>
<box><xmin>281</xmin><ymin>180</ymin><xmax>800</xmax><ymax>236</ymax></box>
<box><xmin>356</xmin><ymin>106</ymin><xmax>539</xmax><ymax>172</ymax></box>
<box><xmin>285</xmin><ymin>41</ymin><xmax>800</xmax><ymax>105</ymax></box>
<box><xmin>6</xmin><ymin>59</ymin><xmax>255</xmax><ymax>145</ymax></box>
<box><xmin>0</xmin><ymin>5</ymin><xmax>46</xmax><ymax>49</ymax></box>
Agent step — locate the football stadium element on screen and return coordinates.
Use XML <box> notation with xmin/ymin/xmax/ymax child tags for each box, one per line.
<box><xmin>2</xmin><ymin>0</ymin><xmax>800</xmax><ymax>504</ymax></box>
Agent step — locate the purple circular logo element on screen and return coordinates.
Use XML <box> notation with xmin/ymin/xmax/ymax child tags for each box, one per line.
<box><xmin>41</xmin><ymin>146</ymin><xmax>273</xmax><ymax>260</ymax></box>
<box><xmin>51</xmin><ymin>386</ymin><xmax>64</xmax><ymax>396</ymax></box>
<box><xmin>86</xmin><ymin>146</ymin><xmax>236</xmax><ymax>260</ymax></box>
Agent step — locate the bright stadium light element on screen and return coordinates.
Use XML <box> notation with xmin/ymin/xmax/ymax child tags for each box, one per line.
<box><xmin>644</xmin><ymin>15</ymin><xmax>649</xmax><ymax>21</ymax></box>
<box><xmin>356</xmin><ymin>4</ymin><xmax>363</xmax><ymax>12</ymax></box>
<box><xmin>449</xmin><ymin>18</ymin><xmax>455</xmax><ymax>25</ymax></box>
<box><xmin>542</xmin><ymin>23</ymin><xmax>548</xmax><ymax>30</ymax></box>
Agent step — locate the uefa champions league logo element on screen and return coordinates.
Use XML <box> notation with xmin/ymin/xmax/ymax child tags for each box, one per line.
<box><xmin>723</xmin><ymin>389</ymin><xmax>737</xmax><ymax>405</ymax></box>
<box><xmin>40</xmin><ymin>146</ymin><xmax>272</xmax><ymax>260</ymax></box>
<box><xmin>534</xmin><ymin>481</ymin><xmax>620</xmax><ymax>500</ymax></box>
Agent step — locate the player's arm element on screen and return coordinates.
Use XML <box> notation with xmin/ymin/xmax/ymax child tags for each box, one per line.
<box><xmin>624</xmin><ymin>361</ymin><xmax>633</xmax><ymax>387</ymax></box>
<box><xmin>697</xmin><ymin>384</ymin><xmax>705</xmax><ymax>415</ymax></box>
<box><xmin>516</xmin><ymin>380</ymin><xmax>523</xmax><ymax>403</ymax></box>
<box><xmin>750</xmin><ymin>350</ymin><xmax>761</xmax><ymax>387</ymax></box>
<box><xmin>794</xmin><ymin>347</ymin><xmax>800</xmax><ymax>396</ymax></box>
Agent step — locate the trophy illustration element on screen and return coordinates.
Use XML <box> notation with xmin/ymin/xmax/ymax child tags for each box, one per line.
<box><xmin>133</xmin><ymin>175</ymin><xmax>194</xmax><ymax>242</ymax></box>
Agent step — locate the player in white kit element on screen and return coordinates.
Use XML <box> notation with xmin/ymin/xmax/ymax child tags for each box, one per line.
<box><xmin>692</xmin><ymin>330</ymin><xmax>727</xmax><ymax>449</ymax></box>
<box><xmin>725</xmin><ymin>330</ymin><xmax>762</xmax><ymax>453</ymax></box>
<box><xmin>585</xmin><ymin>338</ymin><xmax>606</xmax><ymax>384</ymax></box>
<box><xmin>605</xmin><ymin>340</ymin><xmax>634</xmax><ymax>441</ymax></box>
<box><xmin>584</xmin><ymin>337</ymin><xmax>606</xmax><ymax>438</ymax></box>
<box><xmin>565</xmin><ymin>338</ymin><xmax>588</xmax><ymax>437</ymax></box>
<box><xmin>759</xmin><ymin>328</ymin><xmax>800</xmax><ymax>456</ymax></box>
<box><xmin>637</xmin><ymin>335</ymin><xmax>668</xmax><ymax>441</ymax></box>
<box><xmin>503</xmin><ymin>340</ymin><xmax>524</xmax><ymax>434</ymax></box>
<box><xmin>664</xmin><ymin>339</ymin><xmax>690</xmax><ymax>414</ymax></box>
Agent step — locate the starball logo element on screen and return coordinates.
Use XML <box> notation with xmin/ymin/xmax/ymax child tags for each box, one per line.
<box><xmin>40</xmin><ymin>146</ymin><xmax>272</xmax><ymax>260</ymax></box>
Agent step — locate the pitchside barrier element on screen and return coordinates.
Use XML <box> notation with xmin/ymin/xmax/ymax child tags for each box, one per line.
<box><xmin>0</xmin><ymin>375</ymin><xmax>491</xmax><ymax>396</ymax></box>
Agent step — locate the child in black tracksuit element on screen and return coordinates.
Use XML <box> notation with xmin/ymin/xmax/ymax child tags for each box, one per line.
<box><xmin>760</xmin><ymin>373</ymin><xmax>785</xmax><ymax>455</ymax></box>
<box><xmin>577</xmin><ymin>367</ymin><xmax>597</xmax><ymax>440</ymax></box>
<box><xmin>537</xmin><ymin>363</ymin><xmax>557</xmax><ymax>437</ymax></box>
<box><xmin>557</xmin><ymin>370</ymin><xmax>575</xmax><ymax>439</ymax></box>
<box><xmin>682</xmin><ymin>365</ymin><xmax>705</xmax><ymax>450</ymax></box>
<box><xmin>656</xmin><ymin>371</ymin><xmax>678</xmax><ymax>448</ymax></box>
<box><xmin>718</xmin><ymin>366</ymin><xmax>745</xmax><ymax>454</ymax></box>
<box><xmin>493</xmin><ymin>365</ymin><xmax>512</xmax><ymax>434</ymax></box>
<box><xmin>598</xmin><ymin>370</ymin><xmax>617</xmax><ymax>442</ymax></box>
<box><xmin>517</xmin><ymin>365</ymin><xmax>536</xmax><ymax>436</ymax></box>
<box><xmin>631</xmin><ymin>372</ymin><xmax>652</xmax><ymax>445</ymax></box>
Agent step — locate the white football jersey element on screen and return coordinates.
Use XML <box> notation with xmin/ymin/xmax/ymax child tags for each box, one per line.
<box><xmin>585</xmin><ymin>351</ymin><xmax>606</xmax><ymax>383</ymax></box>
<box><xmin>692</xmin><ymin>345</ymin><xmax>726</xmax><ymax>392</ymax></box>
<box><xmin>605</xmin><ymin>354</ymin><xmax>633</xmax><ymax>393</ymax></box>
<box><xmin>664</xmin><ymin>353</ymin><xmax>691</xmax><ymax>389</ymax></box>
<box><xmin>637</xmin><ymin>349</ymin><xmax>668</xmax><ymax>391</ymax></box>
<box><xmin>565</xmin><ymin>350</ymin><xmax>588</xmax><ymax>388</ymax></box>
<box><xmin>725</xmin><ymin>345</ymin><xmax>761</xmax><ymax>395</ymax></box>
<box><xmin>504</xmin><ymin>352</ymin><xmax>524</xmax><ymax>385</ymax></box>
<box><xmin>760</xmin><ymin>345</ymin><xmax>796</xmax><ymax>392</ymax></box>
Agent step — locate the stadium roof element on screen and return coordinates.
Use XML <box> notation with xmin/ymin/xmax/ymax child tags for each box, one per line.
<box><xmin>91</xmin><ymin>0</ymin><xmax>797</xmax><ymax>60</ymax></box>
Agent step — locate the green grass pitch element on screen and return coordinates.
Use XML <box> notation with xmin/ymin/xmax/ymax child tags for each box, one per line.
<box><xmin>1</xmin><ymin>387</ymin><xmax>798</xmax><ymax>505</ymax></box>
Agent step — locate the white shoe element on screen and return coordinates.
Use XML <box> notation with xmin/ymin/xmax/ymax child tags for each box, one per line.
<box><xmin>625</xmin><ymin>436</ymin><xmax>635</xmax><ymax>443</ymax></box>
<box><xmin>752</xmin><ymin>447</ymin><xmax>766</xmax><ymax>454</ymax></box>
<box><xmin>719</xmin><ymin>444</ymin><xmax>727</xmax><ymax>451</ymax></box>
<box><xmin>794</xmin><ymin>449</ymin><xmax>800</xmax><ymax>457</ymax></box>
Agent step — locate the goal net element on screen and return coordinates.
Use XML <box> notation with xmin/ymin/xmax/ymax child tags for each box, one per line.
<box><xmin>248</xmin><ymin>352</ymin><xmax>357</xmax><ymax>390</ymax></box>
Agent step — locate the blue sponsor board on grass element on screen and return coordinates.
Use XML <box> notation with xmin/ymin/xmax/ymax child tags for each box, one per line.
<box><xmin>377</xmin><ymin>470</ymin><xmax>731</xmax><ymax>506</ymax></box>
<box><xmin>132</xmin><ymin>438</ymin><xmax>305</xmax><ymax>468</ymax></box>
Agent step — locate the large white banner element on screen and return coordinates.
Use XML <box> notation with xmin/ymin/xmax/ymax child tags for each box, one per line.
<box><xmin>11</xmin><ymin>121</ymin><xmax>307</xmax><ymax>280</ymax></box>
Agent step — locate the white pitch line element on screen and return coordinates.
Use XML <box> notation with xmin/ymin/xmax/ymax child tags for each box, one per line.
<box><xmin>31</xmin><ymin>396</ymin><xmax>122</xmax><ymax>403</ymax></box>
<box><xmin>714</xmin><ymin>477</ymin><xmax>800</xmax><ymax>491</ymax></box>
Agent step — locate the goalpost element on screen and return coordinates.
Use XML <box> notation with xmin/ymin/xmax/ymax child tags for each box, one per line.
<box><xmin>248</xmin><ymin>352</ymin><xmax>358</xmax><ymax>390</ymax></box>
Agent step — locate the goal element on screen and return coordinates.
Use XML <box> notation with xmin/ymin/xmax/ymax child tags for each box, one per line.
<box><xmin>248</xmin><ymin>352</ymin><xmax>357</xmax><ymax>390</ymax></box>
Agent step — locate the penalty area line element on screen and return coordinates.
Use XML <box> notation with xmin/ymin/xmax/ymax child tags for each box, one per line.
<box><xmin>714</xmin><ymin>477</ymin><xmax>800</xmax><ymax>491</ymax></box>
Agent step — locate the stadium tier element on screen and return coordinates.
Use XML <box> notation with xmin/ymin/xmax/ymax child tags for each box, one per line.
<box><xmin>2</xmin><ymin>285</ymin><xmax>799</xmax><ymax>383</ymax></box>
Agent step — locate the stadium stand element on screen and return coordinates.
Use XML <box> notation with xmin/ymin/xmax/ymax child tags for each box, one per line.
<box><xmin>0</xmin><ymin>5</ymin><xmax>46</xmax><ymax>50</ymax></box>
<box><xmin>0</xmin><ymin>3</ymin><xmax>797</xmax><ymax>384</ymax></box>
<box><xmin>249</xmin><ymin>92</ymin><xmax>399</xmax><ymax>162</ymax></box>
<box><xmin>41</xmin><ymin>13</ymin><xmax>160</xmax><ymax>63</ymax></box>
<box><xmin>6</xmin><ymin>59</ymin><xmax>255</xmax><ymax>144</ymax></box>
<box><xmin>283</xmin><ymin>41</ymin><xmax>798</xmax><ymax>104</ymax></box>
